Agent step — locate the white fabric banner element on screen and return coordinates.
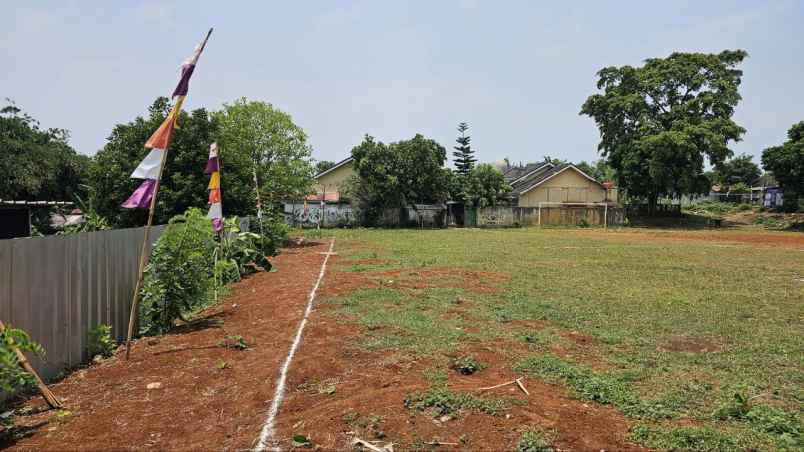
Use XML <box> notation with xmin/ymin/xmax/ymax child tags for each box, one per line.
<box><xmin>209</xmin><ymin>142</ymin><xmax>218</xmax><ymax>158</ymax></box>
<box><xmin>207</xmin><ymin>202</ymin><xmax>222</xmax><ymax>219</ymax></box>
<box><xmin>130</xmin><ymin>149</ymin><xmax>163</xmax><ymax>179</ymax></box>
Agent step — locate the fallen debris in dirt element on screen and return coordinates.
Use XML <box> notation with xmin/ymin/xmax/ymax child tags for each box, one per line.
<box><xmin>351</xmin><ymin>437</ymin><xmax>395</xmax><ymax>452</ymax></box>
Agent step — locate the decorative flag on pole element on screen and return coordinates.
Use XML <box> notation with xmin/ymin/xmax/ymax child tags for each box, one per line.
<box><xmin>123</xmin><ymin>28</ymin><xmax>213</xmax><ymax>360</ymax></box>
<box><xmin>206</xmin><ymin>142</ymin><xmax>224</xmax><ymax>232</ymax></box>
<box><xmin>121</xmin><ymin>30</ymin><xmax>209</xmax><ymax>210</ymax></box>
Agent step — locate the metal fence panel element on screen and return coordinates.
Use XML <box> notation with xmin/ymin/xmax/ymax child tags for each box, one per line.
<box><xmin>0</xmin><ymin>226</ymin><xmax>164</xmax><ymax>380</ymax></box>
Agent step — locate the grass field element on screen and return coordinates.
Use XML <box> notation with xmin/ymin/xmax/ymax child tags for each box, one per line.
<box><xmin>306</xmin><ymin>227</ymin><xmax>804</xmax><ymax>450</ymax></box>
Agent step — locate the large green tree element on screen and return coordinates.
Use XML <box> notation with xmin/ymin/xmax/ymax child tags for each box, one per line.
<box><xmin>0</xmin><ymin>101</ymin><xmax>89</xmax><ymax>202</ymax></box>
<box><xmin>575</xmin><ymin>159</ymin><xmax>617</xmax><ymax>182</ymax></box>
<box><xmin>452</xmin><ymin>122</ymin><xmax>476</xmax><ymax>176</ymax></box>
<box><xmin>580</xmin><ymin>50</ymin><xmax>748</xmax><ymax>211</ymax></box>
<box><xmin>711</xmin><ymin>153</ymin><xmax>761</xmax><ymax>186</ymax></box>
<box><xmin>462</xmin><ymin>164</ymin><xmax>511</xmax><ymax>207</ymax></box>
<box><xmin>762</xmin><ymin>121</ymin><xmax>804</xmax><ymax>210</ymax></box>
<box><xmin>214</xmin><ymin>98</ymin><xmax>315</xmax><ymax>210</ymax></box>
<box><xmin>90</xmin><ymin>97</ymin><xmax>226</xmax><ymax>227</ymax></box>
<box><xmin>349</xmin><ymin>134</ymin><xmax>451</xmax><ymax>223</ymax></box>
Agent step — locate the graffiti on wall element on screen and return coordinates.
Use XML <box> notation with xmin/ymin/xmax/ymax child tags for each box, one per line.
<box><xmin>284</xmin><ymin>204</ymin><xmax>355</xmax><ymax>227</ymax></box>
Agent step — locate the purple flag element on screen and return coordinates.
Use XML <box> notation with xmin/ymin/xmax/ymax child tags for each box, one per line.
<box><xmin>171</xmin><ymin>64</ymin><xmax>196</xmax><ymax>99</ymax></box>
<box><xmin>211</xmin><ymin>217</ymin><xmax>223</xmax><ymax>232</ymax></box>
<box><xmin>121</xmin><ymin>179</ymin><xmax>156</xmax><ymax>209</ymax></box>
<box><xmin>204</xmin><ymin>156</ymin><xmax>219</xmax><ymax>174</ymax></box>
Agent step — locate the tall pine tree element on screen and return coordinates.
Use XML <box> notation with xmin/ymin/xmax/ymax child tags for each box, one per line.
<box><xmin>452</xmin><ymin>122</ymin><xmax>476</xmax><ymax>176</ymax></box>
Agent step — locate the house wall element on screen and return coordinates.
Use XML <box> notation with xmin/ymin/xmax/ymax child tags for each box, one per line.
<box><xmin>313</xmin><ymin>161</ymin><xmax>355</xmax><ymax>197</ymax></box>
<box><xmin>518</xmin><ymin>169</ymin><xmax>615</xmax><ymax>206</ymax></box>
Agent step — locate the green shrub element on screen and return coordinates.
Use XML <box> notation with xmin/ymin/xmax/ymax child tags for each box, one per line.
<box><xmin>140</xmin><ymin>208</ymin><xmax>287</xmax><ymax>336</ymax></box>
<box><xmin>1</xmin><ymin>325</ymin><xmax>43</xmax><ymax>408</ymax></box>
<box><xmin>140</xmin><ymin>208</ymin><xmax>217</xmax><ymax>335</ymax></box>
<box><xmin>87</xmin><ymin>324</ymin><xmax>116</xmax><ymax>358</ymax></box>
<box><xmin>517</xmin><ymin>428</ymin><xmax>552</xmax><ymax>452</ymax></box>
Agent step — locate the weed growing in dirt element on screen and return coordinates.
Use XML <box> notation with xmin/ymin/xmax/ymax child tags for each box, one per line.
<box><xmin>218</xmin><ymin>335</ymin><xmax>248</xmax><ymax>350</ymax></box>
<box><xmin>449</xmin><ymin>355</ymin><xmax>485</xmax><ymax>375</ymax></box>
<box><xmin>515</xmin><ymin>355</ymin><xmax>678</xmax><ymax>420</ymax></box>
<box><xmin>215</xmin><ymin>360</ymin><xmax>229</xmax><ymax>370</ymax></box>
<box><xmin>86</xmin><ymin>324</ymin><xmax>116</xmax><ymax>359</ymax></box>
<box><xmin>629</xmin><ymin>424</ymin><xmax>740</xmax><ymax>451</ymax></box>
<box><xmin>516</xmin><ymin>428</ymin><xmax>553</xmax><ymax>452</ymax></box>
<box><xmin>404</xmin><ymin>387</ymin><xmax>508</xmax><ymax>416</ymax></box>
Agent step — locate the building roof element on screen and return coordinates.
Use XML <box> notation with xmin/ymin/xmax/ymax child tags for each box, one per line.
<box><xmin>314</xmin><ymin>156</ymin><xmax>354</xmax><ymax>179</ymax></box>
<box><xmin>516</xmin><ymin>164</ymin><xmax>604</xmax><ymax>196</ymax></box>
<box><xmin>502</xmin><ymin>162</ymin><xmax>553</xmax><ymax>185</ymax></box>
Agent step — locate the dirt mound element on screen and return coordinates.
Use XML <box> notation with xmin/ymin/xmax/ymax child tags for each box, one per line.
<box><xmin>660</xmin><ymin>335</ymin><xmax>721</xmax><ymax>353</ymax></box>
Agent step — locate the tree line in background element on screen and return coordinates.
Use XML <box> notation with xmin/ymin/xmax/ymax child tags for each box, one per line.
<box><xmin>1</xmin><ymin>97</ymin><xmax>316</xmax><ymax>232</ymax></box>
<box><xmin>2</xmin><ymin>47</ymin><xmax>802</xmax><ymax>228</ymax></box>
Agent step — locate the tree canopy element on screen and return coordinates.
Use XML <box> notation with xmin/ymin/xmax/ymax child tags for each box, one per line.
<box><xmin>214</xmin><ymin>98</ymin><xmax>315</xmax><ymax>207</ymax></box>
<box><xmin>452</xmin><ymin>122</ymin><xmax>476</xmax><ymax>177</ymax></box>
<box><xmin>90</xmin><ymin>97</ymin><xmax>223</xmax><ymax>227</ymax></box>
<box><xmin>315</xmin><ymin>160</ymin><xmax>336</xmax><ymax>175</ymax></box>
<box><xmin>575</xmin><ymin>159</ymin><xmax>616</xmax><ymax>182</ymax></box>
<box><xmin>0</xmin><ymin>101</ymin><xmax>89</xmax><ymax>202</ymax></box>
<box><xmin>762</xmin><ymin>121</ymin><xmax>804</xmax><ymax>210</ymax></box>
<box><xmin>711</xmin><ymin>153</ymin><xmax>761</xmax><ymax>187</ymax></box>
<box><xmin>462</xmin><ymin>164</ymin><xmax>511</xmax><ymax>208</ymax></box>
<box><xmin>580</xmin><ymin>50</ymin><xmax>748</xmax><ymax>210</ymax></box>
<box><xmin>348</xmin><ymin>134</ymin><xmax>451</xmax><ymax>223</ymax></box>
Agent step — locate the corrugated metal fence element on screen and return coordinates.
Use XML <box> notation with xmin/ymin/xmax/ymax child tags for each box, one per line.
<box><xmin>0</xmin><ymin>226</ymin><xmax>163</xmax><ymax>380</ymax></box>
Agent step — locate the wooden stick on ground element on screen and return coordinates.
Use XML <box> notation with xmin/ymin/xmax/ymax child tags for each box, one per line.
<box><xmin>478</xmin><ymin>379</ymin><xmax>518</xmax><ymax>391</ymax></box>
<box><xmin>0</xmin><ymin>320</ymin><xmax>62</xmax><ymax>409</ymax></box>
<box><xmin>515</xmin><ymin>377</ymin><xmax>530</xmax><ymax>396</ymax></box>
<box><xmin>478</xmin><ymin>377</ymin><xmax>529</xmax><ymax>396</ymax></box>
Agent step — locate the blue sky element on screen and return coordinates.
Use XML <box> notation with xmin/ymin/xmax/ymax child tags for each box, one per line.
<box><xmin>2</xmin><ymin>1</ymin><xmax>802</xmax><ymax>168</ymax></box>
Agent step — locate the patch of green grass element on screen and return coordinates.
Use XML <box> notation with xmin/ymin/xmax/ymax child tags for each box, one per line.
<box><xmin>403</xmin><ymin>387</ymin><xmax>509</xmax><ymax>416</ymax></box>
<box><xmin>328</xmin><ymin>287</ymin><xmax>472</xmax><ymax>355</ymax></box>
<box><xmin>515</xmin><ymin>355</ymin><xmax>679</xmax><ymax>420</ymax></box>
<box><xmin>629</xmin><ymin>424</ymin><xmax>740</xmax><ymax>451</ymax></box>
<box><xmin>321</xmin><ymin>227</ymin><xmax>804</xmax><ymax>449</ymax></box>
<box><xmin>516</xmin><ymin>427</ymin><xmax>553</xmax><ymax>452</ymax></box>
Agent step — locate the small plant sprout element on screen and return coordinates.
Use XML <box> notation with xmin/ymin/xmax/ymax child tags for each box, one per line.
<box><xmin>450</xmin><ymin>355</ymin><xmax>485</xmax><ymax>375</ymax></box>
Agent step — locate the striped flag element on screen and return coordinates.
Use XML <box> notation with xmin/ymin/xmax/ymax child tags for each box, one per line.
<box><xmin>122</xmin><ymin>30</ymin><xmax>212</xmax><ymax>210</ymax></box>
<box><xmin>206</xmin><ymin>143</ymin><xmax>223</xmax><ymax>232</ymax></box>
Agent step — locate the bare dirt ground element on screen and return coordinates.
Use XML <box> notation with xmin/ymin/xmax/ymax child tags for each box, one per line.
<box><xmin>5</xmin><ymin>238</ymin><xmax>644</xmax><ymax>451</ymax></box>
<box><xmin>577</xmin><ymin>227</ymin><xmax>804</xmax><ymax>249</ymax></box>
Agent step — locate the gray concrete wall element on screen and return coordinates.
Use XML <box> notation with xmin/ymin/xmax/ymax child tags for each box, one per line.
<box><xmin>477</xmin><ymin>206</ymin><xmax>624</xmax><ymax>227</ymax></box>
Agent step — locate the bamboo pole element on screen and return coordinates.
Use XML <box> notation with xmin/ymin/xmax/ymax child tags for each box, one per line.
<box><xmin>124</xmin><ymin>28</ymin><xmax>213</xmax><ymax>359</ymax></box>
<box><xmin>0</xmin><ymin>320</ymin><xmax>62</xmax><ymax>409</ymax></box>
<box><xmin>124</xmin><ymin>141</ymin><xmax>169</xmax><ymax>360</ymax></box>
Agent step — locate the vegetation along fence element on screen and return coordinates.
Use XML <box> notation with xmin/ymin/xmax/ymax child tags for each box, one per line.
<box><xmin>477</xmin><ymin>204</ymin><xmax>624</xmax><ymax>227</ymax></box>
<box><xmin>0</xmin><ymin>226</ymin><xmax>164</xmax><ymax>380</ymax></box>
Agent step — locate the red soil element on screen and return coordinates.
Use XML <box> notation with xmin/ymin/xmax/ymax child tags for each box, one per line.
<box><xmin>578</xmin><ymin>229</ymin><xmax>804</xmax><ymax>249</ymax></box>
<box><xmin>5</xmin><ymin>238</ymin><xmax>644</xmax><ymax>451</ymax></box>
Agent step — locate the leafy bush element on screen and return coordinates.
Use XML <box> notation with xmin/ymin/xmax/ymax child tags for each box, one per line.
<box><xmin>140</xmin><ymin>208</ymin><xmax>217</xmax><ymax>335</ymax></box>
<box><xmin>140</xmin><ymin>208</ymin><xmax>287</xmax><ymax>336</ymax></box>
<box><xmin>86</xmin><ymin>324</ymin><xmax>116</xmax><ymax>358</ymax></box>
<box><xmin>1</xmin><ymin>325</ymin><xmax>43</xmax><ymax>398</ymax></box>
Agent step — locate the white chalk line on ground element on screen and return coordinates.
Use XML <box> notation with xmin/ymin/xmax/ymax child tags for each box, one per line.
<box><xmin>254</xmin><ymin>238</ymin><xmax>335</xmax><ymax>451</ymax></box>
